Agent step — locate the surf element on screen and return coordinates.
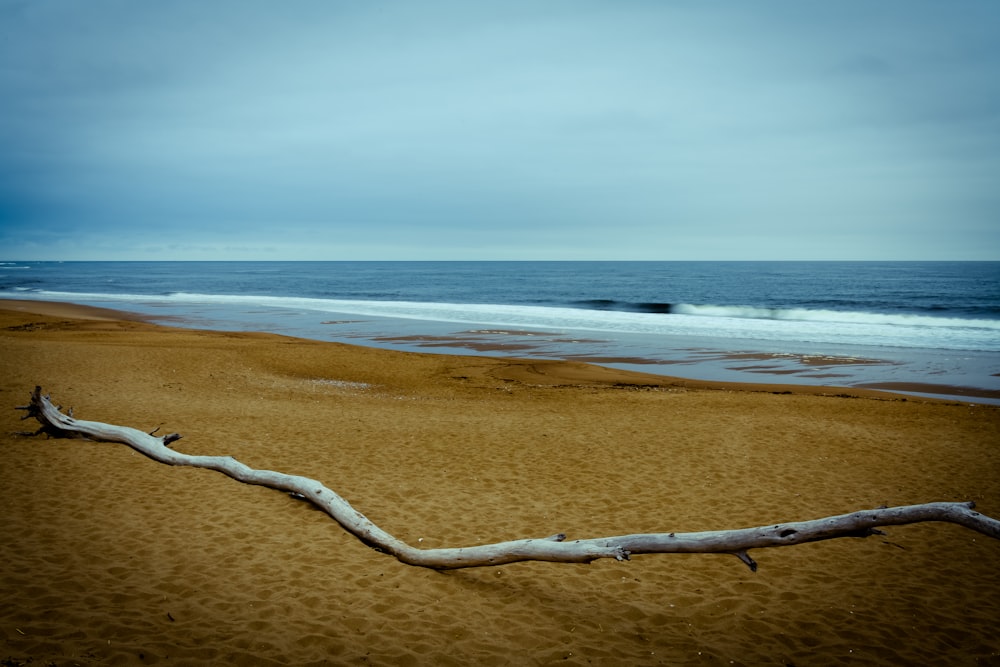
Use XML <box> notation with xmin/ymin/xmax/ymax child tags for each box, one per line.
<box><xmin>8</xmin><ymin>288</ymin><xmax>1000</xmax><ymax>352</ymax></box>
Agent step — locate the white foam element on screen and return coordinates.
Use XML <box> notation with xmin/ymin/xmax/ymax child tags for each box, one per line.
<box><xmin>671</xmin><ymin>303</ymin><xmax>1000</xmax><ymax>329</ymax></box>
<box><xmin>7</xmin><ymin>289</ymin><xmax>1000</xmax><ymax>352</ymax></box>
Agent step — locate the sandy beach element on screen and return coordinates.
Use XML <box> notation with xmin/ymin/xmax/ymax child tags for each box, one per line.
<box><xmin>1</xmin><ymin>300</ymin><xmax>999</xmax><ymax>666</ymax></box>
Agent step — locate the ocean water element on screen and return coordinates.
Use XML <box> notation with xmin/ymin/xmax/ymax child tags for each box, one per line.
<box><xmin>2</xmin><ymin>261</ymin><xmax>999</xmax><ymax>403</ymax></box>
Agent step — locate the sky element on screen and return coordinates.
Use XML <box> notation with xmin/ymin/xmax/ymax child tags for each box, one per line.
<box><xmin>1</xmin><ymin>1</ymin><xmax>998</xmax><ymax>261</ymax></box>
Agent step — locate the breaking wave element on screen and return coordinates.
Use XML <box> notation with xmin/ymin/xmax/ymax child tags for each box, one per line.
<box><xmin>4</xmin><ymin>288</ymin><xmax>999</xmax><ymax>352</ymax></box>
<box><xmin>572</xmin><ymin>298</ymin><xmax>1000</xmax><ymax>328</ymax></box>
<box><xmin>667</xmin><ymin>303</ymin><xmax>1000</xmax><ymax>328</ymax></box>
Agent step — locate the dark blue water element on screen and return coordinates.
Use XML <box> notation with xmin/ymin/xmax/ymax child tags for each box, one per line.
<box><xmin>3</xmin><ymin>261</ymin><xmax>1000</xmax><ymax>319</ymax></box>
<box><xmin>3</xmin><ymin>261</ymin><xmax>999</xmax><ymax>402</ymax></box>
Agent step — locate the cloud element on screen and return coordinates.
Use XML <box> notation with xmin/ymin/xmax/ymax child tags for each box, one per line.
<box><xmin>1</xmin><ymin>0</ymin><xmax>998</xmax><ymax>259</ymax></box>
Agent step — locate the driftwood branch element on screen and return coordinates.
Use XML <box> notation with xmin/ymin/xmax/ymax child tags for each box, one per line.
<box><xmin>16</xmin><ymin>387</ymin><xmax>1000</xmax><ymax>571</ymax></box>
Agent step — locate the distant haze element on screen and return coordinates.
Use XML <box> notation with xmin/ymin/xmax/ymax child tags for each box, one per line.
<box><xmin>1</xmin><ymin>1</ymin><xmax>998</xmax><ymax>260</ymax></box>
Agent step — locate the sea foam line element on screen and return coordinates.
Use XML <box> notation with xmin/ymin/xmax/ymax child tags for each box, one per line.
<box><xmin>17</xmin><ymin>289</ymin><xmax>1000</xmax><ymax>329</ymax></box>
<box><xmin>670</xmin><ymin>303</ymin><xmax>1000</xmax><ymax>329</ymax></box>
<box><xmin>5</xmin><ymin>289</ymin><xmax>1000</xmax><ymax>351</ymax></box>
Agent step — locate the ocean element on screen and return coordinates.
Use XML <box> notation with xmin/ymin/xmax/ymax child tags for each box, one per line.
<box><xmin>2</xmin><ymin>261</ymin><xmax>999</xmax><ymax>403</ymax></box>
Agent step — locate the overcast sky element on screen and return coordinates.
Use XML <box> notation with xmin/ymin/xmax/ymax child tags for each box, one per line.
<box><xmin>1</xmin><ymin>1</ymin><xmax>998</xmax><ymax>260</ymax></box>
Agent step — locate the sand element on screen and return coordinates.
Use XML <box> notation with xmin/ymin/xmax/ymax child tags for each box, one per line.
<box><xmin>1</xmin><ymin>301</ymin><xmax>999</xmax><ymax>666</ymax></box>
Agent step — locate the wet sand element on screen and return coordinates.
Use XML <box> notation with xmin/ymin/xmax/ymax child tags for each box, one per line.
<box><xmin>1</xmin><ymin>301</ymin><xmax>999</xmax><ymax>666</ymax></box>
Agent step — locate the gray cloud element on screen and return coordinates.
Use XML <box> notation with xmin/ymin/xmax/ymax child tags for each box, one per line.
<box><xmin>1</xmin><ymin>0</ymin><xmax>998</xmax><ymax>259</ymax></box>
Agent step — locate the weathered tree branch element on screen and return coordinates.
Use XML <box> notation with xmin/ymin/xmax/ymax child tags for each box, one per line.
<box><xmin>16</xmin><ymin>387</ymin><xmax>1000</xmax><ymax>571</ymax></box>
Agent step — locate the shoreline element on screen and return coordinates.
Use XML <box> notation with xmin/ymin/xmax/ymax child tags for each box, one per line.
<box><xmin>2</xmin><ymin>298</ymin><xmax>995</xmax><ymax>405</ymax></box>
<box><xmin>2</xmin><ymin>299</ymin><xmax>999</xmax><ymax>664</ymax></box>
